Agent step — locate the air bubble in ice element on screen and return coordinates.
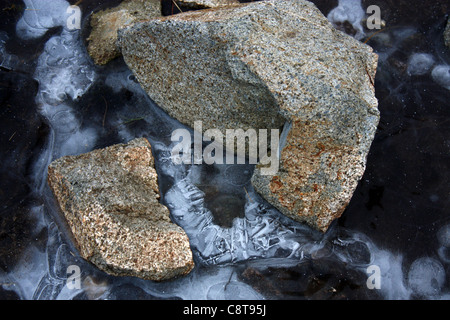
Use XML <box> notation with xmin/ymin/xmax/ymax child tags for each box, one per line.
<box><xmin>437</xmin><ymin>224</ymin><xmax>450</xmax><ymax>247</ymax></box>
<box><xmin>431</xmin><ymin>65</ymin><xmax>450</xmax><ymax>90</ymax></box>
<box><xmin>408</xmin><ymin>257</ymin><xmax>445</xmax><ymax>298</ymax></box>
<box><xmin>407</xmin><ymin>53</ymin><xmax>435</xmax><ymax>76</ymax></box>
<box><xmin>34</xmin><ymin>30</ymin><xmax>96</xmax><ymax>106</ymax></box>
<box><xmin>50</xmin><ymin>110</ymin><xmax>80</xmax><ymax>134</ymax></box>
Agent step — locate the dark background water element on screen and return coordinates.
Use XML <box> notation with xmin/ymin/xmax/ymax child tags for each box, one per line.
<box><xmin>0</xmin><ymin>0</ymin><xmax>449</xmax><ymax>300</ymax></box>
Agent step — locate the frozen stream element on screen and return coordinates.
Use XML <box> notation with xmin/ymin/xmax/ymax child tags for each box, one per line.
<box><xmin>0</xmin><ymin>0</ymin><xmax>449</xmax><ymax>300</ymax></box>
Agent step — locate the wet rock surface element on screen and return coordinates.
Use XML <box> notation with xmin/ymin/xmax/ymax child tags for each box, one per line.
<box><xmin>87</xmin><ymin>0</ymin><xmax>162</xmax><ymax>65</ymax></box>
<box><xmin>119</xmin><ymin>0</ymin><xmax>379</xmax><ymax>232</ymax></box>
<box><xmin>47</xmin><ymin>138</ymin><xmax>194</xmax><ymax>281</ymax></box>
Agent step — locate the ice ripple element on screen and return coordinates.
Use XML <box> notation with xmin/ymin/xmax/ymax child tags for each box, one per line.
<box><xmin>165</xmin><ymin>173</ymin><xmax>324</xmax><ymax>265</ymax></box>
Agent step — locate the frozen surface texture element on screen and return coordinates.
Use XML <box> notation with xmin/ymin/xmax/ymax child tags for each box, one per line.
<box><xmin>431</xmin><ymin>65</ymin><xmax>450</xmax><ymax>90</ymax></box>
<box><xmin>327</xmin><ymin>0</ymin><xmax>365</xmax><ymax>40</ymax></box>
<box><xmin>47</xmin><ymin>138</ymin><xmax>194</xmax><ymax>281</ymax></box>
<box><xmin>35</xmin><ymin>30</ymin><xmax>96</xmax><ymax>106</ymax></box>
<box><xmin>1</xmin><ymin>0</ymin><xmax>449</xmax><ymax>301</ymax></box>
<box><xmin>119</xmin><ymin>0</ymin><xmax>380</xmax><ymax>232</ymax></box>
<box><xmin>15</xmin><ymin>0</ymin><xmax>71</xmax><ymax>40</ymax></box>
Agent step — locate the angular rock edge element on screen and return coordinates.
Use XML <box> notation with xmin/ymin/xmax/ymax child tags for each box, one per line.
<box><xmin>47</xmin><ymin>138</ymin><xmax>194</xmax><ymax>281</ymax></box>
<box><xmin>118</xmin><ymin>0</ymin><xmax>380</xmax><ymax>232</ymax></box>
<box><xmin>87</xmin><ymin>0</ymin><xmax>162</xmax><ymax>65</ymax></box>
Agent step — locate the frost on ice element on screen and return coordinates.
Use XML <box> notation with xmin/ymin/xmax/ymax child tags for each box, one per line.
<box><xmin>19</xmin><ymin>0</ymin><xmax>98</xmax><ymax>193</ymax></box>
<box><xmin>407</xmin><ymin>53</ymin><xmax>435</xmax><ymax>76</ymax></box>
<box><xmin>408</xmin><ymin>257</ymin><xmax>446</xmax><ymax>298</ymax></box>
<box><xmin>431</xmin><ymin>65</ymin><xmax>450</xmax><ymax>90</ymax></box>
<box><xmin>327</xmin><ymin>0</ymin><xmax>366</xmax><ymax>40</ymax></box>
<box><xmin>16</xmin><ymin>0</ymin><xmax>72</xmax><ymax>40</ymax></box>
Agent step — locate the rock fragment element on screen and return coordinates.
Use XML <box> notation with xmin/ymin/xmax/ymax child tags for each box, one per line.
<box><xmin>47</xmin><ymin>138</ymin><xmax>194</xmax><ymax>280</ymax></box>
<box><xmin>87</xmin><ymin>0</ymin><xmax>162</xmax><ymax>65</ymax></box>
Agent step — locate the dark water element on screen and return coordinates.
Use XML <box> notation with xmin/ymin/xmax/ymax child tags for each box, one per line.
<box><xmin>0</xmin><ymin>0</ymin><xmax>449</xmax><ymax>300</ymax></box>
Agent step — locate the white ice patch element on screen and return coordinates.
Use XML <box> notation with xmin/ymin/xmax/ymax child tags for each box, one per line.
<box><xmin>165</xmin><ymin>176</ymin><xmax>321</xmax><ymax>265</ymax></box>
<box><xmin>431</xmin><ymin>64</ymin><xmax>450</xmax><ymax>90</ymax></box>
<box><xmin>164</xmin><ymin>267</ymin><xmax>264</xmax><ymax>300</ymax></box>
<box><xmin>437</xmin><ymin>224</ymin><xmax>450</xmax><ymax>247</ymax></box>
<box><xmin>370</xmin><ymin>250</ymin><xmax>411</xmax><ymax>299</ymax></box>
<box><xmin>35</xmin><ymin>30</ymin><xmax>96</xmax><ymax>106</ymax></box>
<box><xmin>16</xmin><ymin>0</ymin><xmax>71</xmax><ymax>40</ymax></box>
<box><xmin>408</xmin><ymin>257</ymin><xmax>446</xmax><ymax>298</ymax></box>
<box><xmin>327</xmin><ymin>0</ymin><xmax>365</xmax><ymax>40</ymax></box>
<box><xmin>24</xmin><ymin>0</ymin><xmax>97</xmax><ymax>194</ymax></box>
<box><xmin>407</xmin><ymin>53</ymin><xmax>436</xmax><ymax>76</ymax></box>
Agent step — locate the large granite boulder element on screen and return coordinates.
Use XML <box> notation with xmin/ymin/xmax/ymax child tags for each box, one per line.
<box><xmin>118</xmin><ymin>0</ymin><xmax>380</xmax><ymax>232</ymax></box>
<box><xmin>47</xmin><ymin>138</ymin><xmax>194</xmax><ymax>280</ymax></box>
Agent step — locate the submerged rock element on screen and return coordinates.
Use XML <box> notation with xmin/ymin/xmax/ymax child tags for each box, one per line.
<box><xmin>118</xmin><ymin>0</ymin><xmax>379</xmax><ymax>232</ymax></box>
<box><xmin>87</xmin><ymin>0</ymin><xmax>161</xmax><ymax>65</ymax></box>
<box><xmin>47</xmin><ymin>138</ymin><xmax>194</xmax><ymax>281</ymax></box>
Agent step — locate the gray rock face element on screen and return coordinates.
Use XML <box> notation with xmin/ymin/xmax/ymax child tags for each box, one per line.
<box><xmin>118</xmin><ymin>0</ymin><xmax>380</xmax><ymax>232</ymax></box>
<box><xmin>47</xmin><ymin>138</ymin><xmax>194</xmax><ymax>280</ymax></box>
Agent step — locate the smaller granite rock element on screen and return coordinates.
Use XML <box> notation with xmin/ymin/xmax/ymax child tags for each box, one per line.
<box><xmin>47</xmin><ymin>138</ymin><xmax>194</xmax><ymax>281</ymax></box>
<box><xmin>87</xmin><ymin>0</ymin><xmax>162</xmax><ymax>65</ymax></box>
